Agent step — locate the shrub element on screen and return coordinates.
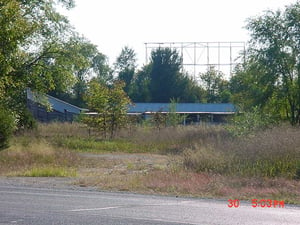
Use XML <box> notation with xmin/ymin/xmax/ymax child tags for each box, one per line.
<box><xmin>17</xmin><ymin>108</ymin><xmax>37</xmax><ymax>130</ymax></box>
<box><xmin>226</xmin><ymin>106</ymin><xmax>277</xmax><ymax>136</ymax></box>
<box><xmin>183</xmin><ymin>145</ymin><xmax>232</xmax><ymax>174</ymax></box>
<box><xmin>0</xmin><ymin>106</ymin><xmax>16</xmax><ymax>149</ymax></box>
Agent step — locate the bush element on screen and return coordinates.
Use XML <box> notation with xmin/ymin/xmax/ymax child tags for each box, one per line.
<box><xmin>226</xmin><ymin>106</ymin><xmax>277</xmax><ymax>136</ymax></box>
<box><xmin>17</xmin><ymin>108</ymin><xmax>37</xmax><ymax>130</ymax></box>
<box><xmin>0</xmin><ymin>106</ymin><xmax>16</xmax><ymax>149</ymax></box>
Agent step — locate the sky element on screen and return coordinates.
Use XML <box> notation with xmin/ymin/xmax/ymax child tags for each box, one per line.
<box><xmin>60</xmin><ymin>0</ymin><xmax>297</xmax><ymax>68</ymax></box>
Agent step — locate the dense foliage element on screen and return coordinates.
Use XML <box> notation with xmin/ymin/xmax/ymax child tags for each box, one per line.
<box><xmin>0</xmin><ymin>106</ymin><xmax>15</xmax><ymax>149</ymax></box>
<box><xmin>0</xmin><ymin>0</ymin><xmax>85</xmax><ymax>126</ymax></box>
<box><xmin>128</xmin><ymin>48</ymin><xmax>205</xmax><ymax>103</ymax></box>
<box><xmin>231</xmin><ymin>2</ymin><xmax>300</xmax><ymax>125</ymax></box>
<box><xmin>83</xmin><ymin>80</ymin><xmax>131</xmax><ymax>139</ymax></box>
<box><xmin>0</xmin><ymin>0</ymin><xmax>112</xmax><ymax>146</ymax></box>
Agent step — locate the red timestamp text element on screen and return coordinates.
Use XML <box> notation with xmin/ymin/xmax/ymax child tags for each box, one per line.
<box><xmin>227</xmin><ymin>199</ymin><xmax>285</xmax><ymax>208</ymax></box>
<box><xmin>251</xmin><ymin>199</ymin><xmax>284</xmax><ymax>208</ymax></box>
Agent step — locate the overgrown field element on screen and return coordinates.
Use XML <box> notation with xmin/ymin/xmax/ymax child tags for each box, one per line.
<box><xmin>1</xmin><ymin>122</ymin><xmax>300</xmax><ymax>203</ymax></box>
<box><xmin>0</xmin><ymin>138</ymin><xmax>78</xmax><ymax>177</ymax></box>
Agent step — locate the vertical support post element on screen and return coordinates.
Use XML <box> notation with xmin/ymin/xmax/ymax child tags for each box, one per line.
<box><xmin>243</xmin><ymin>42</ymin><xmax>246</xmax><ymax>65</ymax></box>
<box><xmin>145</xmin><ymin>43</ymin><xmax>148</xmax><ymax>65</ymax></box>
<box><xmin>181</xmin><ymin>42</ymin><xmax>184</xmax><ymax>74</ymax></box>
<box><xmin>64</xmin><ymin>109</ymin><xmax>67</xmax><ymax>122</ymax></box>
<box><xmin>194</xmin><ymin>42</ymin><xmax>196</xmax><ymax>79</ymax></box>
<box><xmin>218</xmin><ymin>42</ymin><xmax>221</xmax><ymax>71</ymax></box>
<box><xmin>230</xmin><ymin>42</ymin><xmax>232</xmax><ymax>76</ymax></box>
<box><xmin>207</xmin><ymin>42</ymin><xmax>210</xmax><ymax>71</ymax></box>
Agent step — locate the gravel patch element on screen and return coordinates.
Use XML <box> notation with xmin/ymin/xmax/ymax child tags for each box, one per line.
<box><xmin>0</xmin><ymin>153</ymin><xmax>171</xmax><ymax>191</ymax></box>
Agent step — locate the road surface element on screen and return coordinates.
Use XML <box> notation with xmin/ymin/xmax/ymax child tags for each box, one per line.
<box><xmin>0</xmin><ymin>184</ymin><xmax>299</xmax><ymax>225</ymax></box>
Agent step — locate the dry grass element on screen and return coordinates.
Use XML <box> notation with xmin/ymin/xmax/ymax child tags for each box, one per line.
<box><xmin>34</xmin><ymin>122</ymin><xmax>91</xmax><ymax>138</ymax></box>
<box><xmin>1</xmin><ymin>122</ymin><xmax>300</xmax><ymax>204</ymax></box>
<box><xmin>0</xmin><ymin>138</ymin><xmax>79</xmax><ymax>176</ymax></box>
<box><xmin>73</xmin><ymin>153</ymin><xmax>300</xmax><ymax>204</ymax></box>
<box><xmin>118</xmin><ymin>125</ymin><xmax>231</xmax><ymax>154</ymax></box>
<box><xmin>143</xmin><ymin>170</ymin><xmax>300</xmax><ymax>204</ymax></box>
<box><xmin>74</xmin><ymin>153</ymin><xmax>171</xmax><ymax>191</ymax></box>
<box><xmin>183</xmin><ymin>125</ymin><xmax>300</xmax><ymax>179</ymax></box>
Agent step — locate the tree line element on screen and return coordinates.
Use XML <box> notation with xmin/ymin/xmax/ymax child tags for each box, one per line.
<box><xmin>55</xmin><ymin>46</ymin><xmax>231</xmax><ymax>106</ymax></box>
<box><xmin>1</xmin><ymin>0</ymin><xmax>300</xmax><ymax>147</ymax></box>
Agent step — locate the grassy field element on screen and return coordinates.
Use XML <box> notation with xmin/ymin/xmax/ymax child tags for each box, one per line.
<box><xmin>0</xmin><ymin>122</ymin><xmax>299</xmax><ymax>204</ymax></box>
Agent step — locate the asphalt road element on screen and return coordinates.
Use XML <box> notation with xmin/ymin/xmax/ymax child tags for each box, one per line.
<box><xmin>0</xmin><ymin>185</ymin><xmax>299</xmax><ymax>225</ymax></box>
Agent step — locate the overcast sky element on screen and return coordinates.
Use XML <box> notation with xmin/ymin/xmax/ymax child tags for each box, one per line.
<box><xmin>61</xmin><ymin>0</ymin><xmax>297</xmax><ymax>67</ymax></box>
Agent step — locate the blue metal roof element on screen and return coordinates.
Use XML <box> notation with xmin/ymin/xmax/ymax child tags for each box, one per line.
<box><xmin>128</xmin><ymin>103</ymin><xmax>237</xmax><ymax>114</ymax></box>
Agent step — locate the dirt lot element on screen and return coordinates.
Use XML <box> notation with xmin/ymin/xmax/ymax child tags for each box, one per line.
<box><xmin>0</xmin><ymin>152</ymin><xmax>172</xmax><ymax>191</ymax></box>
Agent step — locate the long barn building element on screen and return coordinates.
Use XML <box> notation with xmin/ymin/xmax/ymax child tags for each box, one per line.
<box><xmin>27</xmin><ymin>89</ymin><xmax>237</xmax><ymax>124</ymax></box>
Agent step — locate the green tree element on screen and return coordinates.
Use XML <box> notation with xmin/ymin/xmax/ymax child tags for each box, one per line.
<box><xmin>149</xmin><ymin>47</ymin><xmax>182</xmax><ymax>102</ymax></box>
<box><xmin>130</xmin><ymin>64</ymin><xmax>152</xmax><ymax>102</ymax></box>
<box><xmin>230</xmin><ymin>64</ymin><xmax>269</xmax><ymax>111</ymax></box>
<box><xmin>200</xmin><ymin>66</ymin><xmax>231</xmax><ymax>103</ymax></box>
<box><xmin>83</xmin><ymin>79</ymin><xmax>109</xmax><ymax>138</ymax></box>
<box><xmin>131</xmin><ymin>48</ymin><xmax>204</xmax><ymax>103</ymax></box>
<box><xmin>107</xmin><ymin>81</ymin><xmax>132</xmax><ymax>138</ymax></box>
<box><xmin>0</xmin><ymin>0</ymin><xmax>78</xmax><ymax>128</ymax></box>
<box><xmin>66</xmin><ymin>37</ymin><xmax>98</xmax><ymax>107</ymax></box>
<box><xmin>49</xmin><ymin>37</ymin><xmax>111</xmax><ymax>108</ymax></box>
<box><xmin>232</xmin><ymin>2</ymin><xmax>300</xmax><ymax>125</ymax></box>
<box><xmin>166</xmin><ymin>98</ymin><xmax>186</xmax><ymax>126</ymax></box>
<box><xmin>114</xmin><ymin>46</ymin><xmax>137</xmax><ymax>94</ymax></box>
<box><xmin>84</xmin><ymin>80</ymin><xmax>131</xmax><ymax>139</ymax></box>
<box><xmin>0</xmin><ymin>106</ymin><xmax>16</xmax><ymax>149</ymax></box>
<box><xmin>92</xmin><ymin>53</ymin><xmax>113</xmax><ymax>85</ymax></box>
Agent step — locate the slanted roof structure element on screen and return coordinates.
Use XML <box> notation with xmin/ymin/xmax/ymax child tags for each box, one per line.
<box><xmin>26</xmin><ymin>89</ymin><xmax>88</xmax><ymax>114</ymax></box>
<box><xmin>128</xmin><ymin>103</ymin><xmax>237</xmax><ymax>115</ymax></box>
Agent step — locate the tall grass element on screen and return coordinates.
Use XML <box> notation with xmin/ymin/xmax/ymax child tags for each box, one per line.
<box><xmin>11</xmin><ymin>122</ymin><xmax>300</xmax><ymax>179</ymax></box>
<box><xmin>119</xmin><ymin>125</ymin><xmax>230</xmax><ymax>154</ymax></box>
<box><xmin>0</xmin><ymin>138</ymin><xmax>78</xmax><ymax>176</ymax></box>
<box><xmin>54</xmin><ymin>137</ymin><xmax>142</xmax><ymax>153</ymax></box>
<box><xmin>31</xmin><ymin>122</ymin><xmax>91</xmax><ymax>138</ymax></box>
<box><xmin>32</xmin><ymin>122</ymin><xmax>206</xmax><ymax>153</ymax></box>
<box><xmin>183</xmin><ymin>125</ymin><xmax>300</xmax><ymax>179</ymax></box>
<box><xmin>34</xmin><ymin>122</ymin><xmax>228</xmax><ymax>154</ymax></box>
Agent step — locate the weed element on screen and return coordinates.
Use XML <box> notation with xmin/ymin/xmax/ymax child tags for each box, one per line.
<box><xmin>53</xmin><ymin>137</ymin><xmax>143</xmax><ymax>153</ymax></box>
<box><xmin>16</xmin><ymin>166</ymin><xmax>77</xmax><ymax>177</ymax></box>
<box><xmin>0</xmin><ymin>137</ymin><xmax>79</xmax><ymax>176</ymax></box>
<box><xmin>183</xmin><ymin>125</ymin><xmax>300</xmax><ymax>179</ymax></box>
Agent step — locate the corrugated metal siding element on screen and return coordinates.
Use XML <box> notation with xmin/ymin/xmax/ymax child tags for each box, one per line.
<box><xmin>128</xmin><ymin>103</ymin><xmax>237</xmax><ymax>114</ymax></box>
